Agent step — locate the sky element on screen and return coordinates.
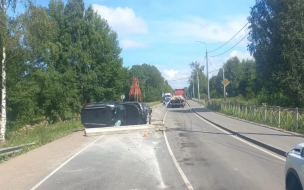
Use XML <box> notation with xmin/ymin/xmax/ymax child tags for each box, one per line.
<box><xmin>12</xmin><ymin>0</ymin><xmax>256</xmax><ymax>89</ymax></box>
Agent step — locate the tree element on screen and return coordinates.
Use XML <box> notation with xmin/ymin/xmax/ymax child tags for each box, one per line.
<box><xmin>188</xmin><ymin>61</ymin><xmax>207</xmax><ymax>99</ymax></box>
<box><xmin>224</xmin><ymin>57</ymin><xmax>242</xmax><ymax>97</ymax></box>
<box><xmin>6</xmin><ymin>0</ymin><xmax>126</xmax><ymax>123</ymax></box>
<box><xmin>238</xmin><ymin>59</ymin><xmax>257</xmax><ymax>99</ymax></box>
<box><xmin>248</xmin><ymin>0</ymin><xmax>304</xmax><ymax>107</ymax></box>
<box><xmin>0</xmin><ymin>0</ymin><xmax>18</xmax><ymax>141</ymax></box>
<box><xmin>129</xmin><ymin>64</ymin><xmax>171</xmax><ymax>102</ymax></box>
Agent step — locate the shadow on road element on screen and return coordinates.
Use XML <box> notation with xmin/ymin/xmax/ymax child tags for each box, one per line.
<box><xmin>170</xmin><ymin>128</ymin><xmax>229</xmax><ymax>135</ymax></box>
<box><xmin>192</xmin><ymin>107</ymin><xmax>213</xmax><ymax>113</ymax></box>
<box><xmin>168</xmin><ymin>109</ymin><xmax>193</xmax><ymax>114</ymax></box>
<box><xmin>170</xmin><ymin>127</ymin><xmax>302</xmax><ymax>138</ymax></box>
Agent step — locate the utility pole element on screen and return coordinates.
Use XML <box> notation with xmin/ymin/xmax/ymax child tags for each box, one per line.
<box><xmin>195</xmin><ymin>41</ymin><xmax>209</xmax><ymax>103</ymax></box>
<box><xmin>197</xmin><ymin>69</ymin><xmax>200</xmax><ymax>102</ymax></box>
<box><xmin>223</xmin><ymin>68</ymin><xmax>226</xmax><ymax>102</ymax></box>
<box><xmin>192</xmin><ymin>78</ymin><xmax>195</xmax><ymax>99</ymax></box>
<box><xmin>206</xmin><ymin>49</ymin><xmax>210</xmax><ymax>103</ymax></box>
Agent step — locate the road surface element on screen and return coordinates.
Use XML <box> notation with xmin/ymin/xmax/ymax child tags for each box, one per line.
<box><xmin>1</xmin><ymin>101</ymin><xmax>297</xmax><ymax>189</ymax></box>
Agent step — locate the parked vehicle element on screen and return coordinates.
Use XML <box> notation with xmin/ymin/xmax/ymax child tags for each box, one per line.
<box><xmin>81</xmin><ymin>102</ymin><xmax>126</xmax><ymax>128</ymax></box>
<box><xmin>285</xmin><ymin>143</ymin><xmax>304</xmax><ymax>190</ymax></box>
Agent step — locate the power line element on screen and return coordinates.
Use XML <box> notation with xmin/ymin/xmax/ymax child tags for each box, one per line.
<box><xmin>208</xmin><ymin>57</ymin><xmax>217</xmax><ymax>71</ymax></box>
<box><xmin>167</xmin><ymin>77</ymin><xmax>189</xmax><ymax>82</ymax></box>
<box><xmin>209</xmin><ymin>69</ymin><xmax>220</xmax><ymax>73</ymax></box>
<box><xmin>208</xmin><ymin>22</ymin><xmax>249</xmax><ymax>53</ymax></box>
<box><xmin>209</xmin><ymin>33</ymin><xmax>249</xmax><ymax>57</ymax></box>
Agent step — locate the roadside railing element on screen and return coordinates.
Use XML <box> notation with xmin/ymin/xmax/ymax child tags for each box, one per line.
<box><xmin>192</xmin><ymin>98</ymin><xmax>206</xmax><ymax>106</ymax></box>
<box><xmin>0</xmin><ymin>142</ymin><xmax>36</xmax><ymax>157</ymax></box>
<box><xmin>209</xmin><ymin>100</ymin><xmax>304</xmax><ymax>134</ymax></box>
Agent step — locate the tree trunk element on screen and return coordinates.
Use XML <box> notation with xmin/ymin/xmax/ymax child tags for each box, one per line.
<box><xmin>0</xmin><ymin>46</ymin><xmax>6</xmax><ymax>141</ymax></box>
<box><xmin>0</xmin><ymin>0</ymin><xmax>6</xmax><ymax>141</ymax></box>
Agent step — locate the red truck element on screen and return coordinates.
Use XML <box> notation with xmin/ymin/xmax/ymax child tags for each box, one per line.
<box><xmin>169</xmin><ymin>89</ymin><xmax>186</xmax><ymax>108</ymax></box>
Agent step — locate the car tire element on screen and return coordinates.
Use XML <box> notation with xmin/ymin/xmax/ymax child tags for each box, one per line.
<box><xmin>286</xmin><ymin>173</ymin><xmax>303</xmax><ymax>190</ymax></box>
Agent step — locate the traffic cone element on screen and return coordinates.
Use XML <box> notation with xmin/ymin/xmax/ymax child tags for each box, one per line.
<box><xmin>143</xmin><ymin>130</ymin><xmax>148</xmax><ymax>137</ymax></box>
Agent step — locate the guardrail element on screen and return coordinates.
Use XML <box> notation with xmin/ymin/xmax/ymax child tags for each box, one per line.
<box><xmin>0</xmin><ymin>142</ymin><xmax>36</xmax><ymax>157</ymax></box>
<box><xmin>208</xmin><ymin>100</ymin><xmax>304</xmax><ymax>134</ymax></box>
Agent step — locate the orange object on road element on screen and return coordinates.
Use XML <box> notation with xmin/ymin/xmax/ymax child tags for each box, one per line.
<box><xmin>143</xmin><ymin>130</ymin><xmax>148</xmax><ymax>137</ymax></box>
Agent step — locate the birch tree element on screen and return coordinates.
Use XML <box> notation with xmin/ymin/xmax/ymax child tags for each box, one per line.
<box><xmin>0</xmin><ymin>0</ymin><xmax>16</xmax><ymax>141</ymax></box>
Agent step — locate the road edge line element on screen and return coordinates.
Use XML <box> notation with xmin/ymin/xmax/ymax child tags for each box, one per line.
<box><xmin>192</xmin><ymin>111</ymin><xmax>285</xmax><ymax>162</ymax></box>
<box><xmin>162</xmin><ymin>110</ymin><xmax>194</xmax><ymax>190</ymax></box>
<box><xmin>163</xmin><ymin>110</ymin><xmax>169</xmax><ymax>124</ymax></box>
<box><xmin>30</xmin><ymin>135</ymin><xmax>104</xmax><ymax>190</ymax></box>
<box><xmin>163</xmin><ymin>131</ymin><xmax>194</xmax><ymax>190</ymax></box>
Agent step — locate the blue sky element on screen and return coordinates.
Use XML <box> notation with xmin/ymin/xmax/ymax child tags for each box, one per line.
<box><xmin>12</xmin><ymin>0</ymin><xmax>256</xmax><ymax>89</ymax></box>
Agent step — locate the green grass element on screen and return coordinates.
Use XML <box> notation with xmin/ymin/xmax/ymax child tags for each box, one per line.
<box><xmin>207</xmin><ymin>100</ymin><xmax>304</xmax><ymax>134</ymax></box>
<box><xmin>0</xmin><ymin>120</ymin><xmax>83</xmax><ymax>163</ymax></box>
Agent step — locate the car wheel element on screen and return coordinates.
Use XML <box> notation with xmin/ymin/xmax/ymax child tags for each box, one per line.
<box><xmin>287</xmin><ymin>173</ymin><xmax>303</xmax><ymax>190</ymax></box>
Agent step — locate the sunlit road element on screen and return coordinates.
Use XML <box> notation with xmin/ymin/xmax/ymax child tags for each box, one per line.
<box><xmin>29</xmin><ymin>101</ymin><xmax>287</xmax><ymax>190</ymax></box>
<box><xmin>165</xmin><ymin>102</ymin><xmax>285</xmax><ymax>189</ymax></box>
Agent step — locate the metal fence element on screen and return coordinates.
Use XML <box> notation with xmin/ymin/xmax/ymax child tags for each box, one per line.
<box><xmin>192</xmin><ymin>98</ymin><xmax>206</xmax><ymax>106</ymax></box>
<box><xmin>209</xmin><ymin>100</ymin><xmax>304</xmax><ymax>134</ymax></box>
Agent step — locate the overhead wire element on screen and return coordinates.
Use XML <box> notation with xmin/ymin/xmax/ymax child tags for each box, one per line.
<box><xmin>208</xmin><ymin>22</ymin><xmax>249</xmax><ymax>53</ymax></box>
<box><xmin>167</xmin><ymin>77</ymin><xmax>189</xmax><ymax>82</ymax></box>
<box><xmin>208</xmin><ymin>69</ymin><xmax>220</xmax><ymax>73</ymax></box>
<box><xmin>209</xmin><ymin>33</ymin><xmax>249</xmax><ymax>57</ymax></box>
<box><xmin>207</xmin><ymin>57</ymin><xmax>217</xmax><ymax>71</ymax></box>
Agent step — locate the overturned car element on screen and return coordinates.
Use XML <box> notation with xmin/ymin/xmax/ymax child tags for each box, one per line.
<box><xmin>81</xmin><ymin>101</ymin><xmax>152</xmax><ymax>128</ymax></box>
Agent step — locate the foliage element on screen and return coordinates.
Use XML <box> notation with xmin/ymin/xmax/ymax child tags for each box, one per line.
<box><xmin>187</xmin><ymin>61</ymin><xmax>207</xmax><ymax>98</ymax></box>
<box><xmin>128</xmin><ymin>63</ymin><xmax>171</xmax><ymax>102</ymax></box>
<box><xmin>248</xmin><ymin>0</ymin><xmax>304</xmax><ymax>107</ymax></box>
<box><xmin>198</xmin><ymin>57</ymin><xmax>256</xmax><ymax>101</ymax></box>
<box><xmin>1</xmin><ymin>0</ymin><xmax>130</xmax><ymax>126</ymax></box>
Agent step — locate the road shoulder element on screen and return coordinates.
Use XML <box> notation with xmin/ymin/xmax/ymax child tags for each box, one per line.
<box><xmin>0</xmin><ymin>131</ymin><xmax>99</xmax><ymax>190</ymax></box>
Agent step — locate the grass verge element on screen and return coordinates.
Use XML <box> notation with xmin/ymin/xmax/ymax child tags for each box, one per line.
<box><xmin>0</xmin><ymin>120</ymin><xmax>83</xmax><ymax>163</ymax></box>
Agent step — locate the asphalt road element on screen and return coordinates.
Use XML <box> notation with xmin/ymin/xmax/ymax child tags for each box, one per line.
<box><xmin>34</xmin><ymin>132</ymin><xmax>186</xmax><ymax>190</ymax></box>
<box><xmin>164</xmin><ymin>103</ymin><xmax>285</xmax><ymax>190</ymax></box>
<box><xmin>30</xmin><ymin>102</ymin><xmax>287</xmax><ymax>190</ymax></box>
<box><xmin>187</xmin><ymin>100</ymin><xmax>304</xmax><ymax>153</ymax></box>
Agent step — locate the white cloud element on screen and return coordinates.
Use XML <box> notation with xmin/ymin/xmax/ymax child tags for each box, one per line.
<box><xmin>120</xmin><ymin>40</ymin><xmax>147</xmax><ymax>49</ymax></box>
<box><xmin>163</xmin><ymin>16</ymin><xmax>248</xmax><ymax>44</ymax></box>
<box><xmin>92</xmin><ymin>4</ymin><xmax>148</xmax><ymax>35</ymax></box>
<box><xmin>163</xmin><ymin>69</ymin><xmax>179</xmax><ymax>80</ymax></box>
<box><xmin>228</xmin><ymin>50</ymin><xmax>253</xmax><ymax>61</ymax></box>
<box><xmin>162</xmin><ymin>69</ymin><xmax>191</xmax><ymax>89</ymax></box>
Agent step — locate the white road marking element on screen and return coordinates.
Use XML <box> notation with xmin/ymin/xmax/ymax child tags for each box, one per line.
<box><xmin>31</xmin><ymin>135</ymin><xmax>104</xmax><ymax>190</ymax></box>
<box><xmin>192</xmin><ymin>112</ymin><xmax>286</xmax><ymax>162</ymax></box>
<box><xmin>163</xmin><ymin>110</ymin><xmax>169</xmax><ymax>124</ymax></box>
<box><xmin>162</xmin><ymin>110</ymin><xmax>194</xmax><ymax>190</ymax></box>
<box><xmin>163</xmin><ymin>131</ymin><xmax>194</xmax><ymax>190</ymax></box>
<box><xmin>149</xmin><ymin>146</ymin><xmax>167</xmax><ymax>189</ymax></box>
